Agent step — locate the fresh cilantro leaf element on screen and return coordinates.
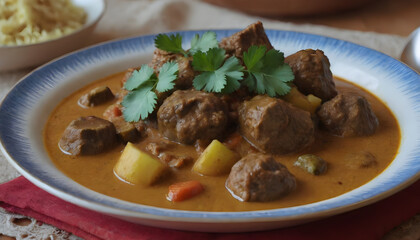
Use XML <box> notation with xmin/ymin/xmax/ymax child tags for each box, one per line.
<box><xmin>192</xmin><ymin>47</ymin><xmax>225</xmax><ymax>71</ymax></box>
<box><xmin>243</xmin><ymin>45</ymin><xmax>294</xmax><ymax>97</ymax></box>
<box><xmin>243</xmin><ymin>45</ymin><xmax>265</xmax><ymax>71</ymax></box>
<box><xmin>155</xmin><ymin>33</ymin><xmax>187</xmax><ymax>56</ymax></box>
<box><xmin>155</xmin><ymin>32</ymin><xmax>219</xmax><ymax>58</ymax></box>
<box><xmin>193</xmin><ymin>72</ymin><xmax>225</xmax><ymax>92</ymax></box>
<box><xmin>192</xmin><ymin>48</ymin><xmax>244</xmax><ymax>93</ymax></box>
<box><xmin>156</xmin><ymin>62</ymin><xmax>179</xmax><ymax>92</ymax></box>
<box><xmin>220</xmin><ymin>57</ymin><xmax>244</xmax><ymax>94</ymax></box>
<box><xmin>190</xmin><ymin>31</ymin><xmax>218</xmax><ymax>54</ymax></box>
<box><xmin>122</xmin><ymin>84</ymin><xmax>157</xmax><ymax>122</ymax></box>
<box><xmin>122</xmin><ymin>61</ymin><xmax>179</xmax><ymax>122</ymax></box>
<box><xmin>124</xmin><ymin>65</ymin><xmax>155</xmax><ymax>91</ymax></box>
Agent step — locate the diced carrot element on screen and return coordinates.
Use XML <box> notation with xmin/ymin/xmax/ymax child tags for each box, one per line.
<box><xmin>113</xmin><ymin>105</ymin><xmax>122</xmax><ymax>117</ymax></box>
<box><xmin>167</xmin><ymin>180</ymin><xmax>204</xmax><ymax>202</ymax></box>
<box><xmin>103</xmin><ymin>104</ymin><xmax>122</xmax><ymax>120</ymax></box>
<box><xmin>223</xmin><ymin>132</ymin><xmax>243</xmax><ymax>150</ymax></box>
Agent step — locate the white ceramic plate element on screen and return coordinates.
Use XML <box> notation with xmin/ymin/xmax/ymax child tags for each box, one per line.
<box><xmin>0</xmin><ymin>30</ymin><xmax>419</xmax><ymax>232</ymax></box>
<box><xmin>0</xmin><ymin>0</ymin><xmax>105</xmax><ymax>72</ymax></box>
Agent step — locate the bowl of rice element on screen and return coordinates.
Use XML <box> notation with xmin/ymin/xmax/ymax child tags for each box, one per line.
<box><xmin>0</xmin><ymin>0</ymin><xmax>105</xmax><ymax>72</ymax></box>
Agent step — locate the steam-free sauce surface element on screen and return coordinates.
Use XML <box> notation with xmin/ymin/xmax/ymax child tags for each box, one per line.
<box><xmin>44</xmin><ymin>72</ymin><xmax>400</xmax><ymax>211</ymax></box>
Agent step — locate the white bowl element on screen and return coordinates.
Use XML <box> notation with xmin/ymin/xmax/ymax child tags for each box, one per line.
<box><xmin>0</xmin><ymin>29</ymin><xmax>419</xmax><ymax>232</ymax></box>
<box><xmin>0</xmin><ymin>0</ymin><xmax>105</xmax><ymax>72</ymax></box>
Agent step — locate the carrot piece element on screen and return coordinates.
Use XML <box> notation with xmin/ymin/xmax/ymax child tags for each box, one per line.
<box><xmin>167</xmin><ymin>180</ymin><xmax>204</xmax><ymax>202</ymax></box>
<box><xmin>224</xmin><ymin>132</ymin><xmax>243</xmax><ymax>150</ymax></box>
<box><xmin>103</xmin><ymin>104</ymin><xmax>122</xmax><ymax>120</ymax></box>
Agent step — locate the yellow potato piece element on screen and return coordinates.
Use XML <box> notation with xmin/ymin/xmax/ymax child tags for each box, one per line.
<box><xmin>193</xmin><ymin>140</ymin><xmax>239</xmax><ymax>176</ymax></box>
<box><xmin>114</xmin><ymin>142</ymin><xmax>166</xmax><ymax>185</ymax></box>
<box><xmin>283</xmin><ymin>87</ymin><xmax>321</xmax><ymax>114</ymax></box>
<box><xmin>307</xmin><ymin>94</ymin><xmax>322</xmax><ymax>112</ymax></box>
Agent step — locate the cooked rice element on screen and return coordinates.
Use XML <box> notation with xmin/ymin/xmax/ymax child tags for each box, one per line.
<box><xmin>0</xmin><ymin>0</ymin><xmax>86</xmax><ymax>46</ymax></box>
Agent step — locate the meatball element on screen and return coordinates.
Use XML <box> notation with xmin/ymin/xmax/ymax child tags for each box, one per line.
<box><xmin>238</xmin><ymin>95</ymin><xmax>315</xmax><ymax>155</ymax></box>
<box><xmin>157</xmin><ymin>90</ymin><xmax>228</xmax><ymax>145</ymax></box>
<box><xmin>285</xmin><ymin>49</ymin><xmax>337</xmax><ymax>101</ymax></box>
<box><xmin>226</xmin><ymin>153</ymin><xmax>296</xmax><ymax>202</ymax></box>
<box><xmin>317</xmin><ymin>92</ymin><xmax>379</xmax><ymax>137</ymax></box>
<box><xmin>219</xmin><ymin>21</ymin><xmax>273</xmax><ymax>59</ymax></box>
<box><xmin>59</xmin><ymin>116</ymin><xmax>117</xmax><ymax>155</ymax></box>
<box><xmin>151</xmin><ymin>49</ymin><xmax>194</xmax><ymax>89</ymax></box>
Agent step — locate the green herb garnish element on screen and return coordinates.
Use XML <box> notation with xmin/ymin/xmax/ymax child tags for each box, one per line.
<box><xmin>124</xmin><ymin>31</ymin><xmax>295</xmax><ymax>122</ymax></box>
<box><xmin>155</xmin><ymin>31</ymin><xmax>219</xmax><ymax>57</ymax></box>
<box><xmin>189</xmin><ymin>31</ymin><xmax>219</xmax><ymax>55</ymax></box>
<box><xmin>122</xmin><ymin>62</ymin><xmax>179</xmax><ymax>121</ymax></box>
<box><xmin>154</xmin><ymin>33</ymin><xmax>187</xmax><ymax>56</ymax></box>
<box><xmin>243</xmin><ymin>45</ymin><xmax>294</xmax><ymax>97</ymax></box>
<box><xmin>192</xmin><ymin>48</ymin><xmax>244</xmax><ymax>93</ymax></box>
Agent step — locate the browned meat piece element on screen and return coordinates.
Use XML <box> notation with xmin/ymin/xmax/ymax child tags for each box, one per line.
<box><xmin>110</xmin><ymin>116</ymin><xmax>141</xmax><ymax>143</ymax></box>
<box><xmin>78</xmin><ymin>86</ymin><xmax>115</xmax><ymax>107</ymax></box>
<box><xmin>219</xmin><ymin>21</ymin><xmax>273</xmax><ymax>59</ymax></box>
<box><xmin>220</xmin><ymin>87</ymin><xmax>254</xmax><ymax>125</ymax></box>
<box><xmin>151</xmin><ymin>49</ymin><xmax>194</xmax><ymax>89</ymax></box>
<box><xmin>59</xmin><ymin>116</ymin><xmax>117</xmax><ymax>155</ymax></box>
<box><xmin>157</xmin><ymin>89</ymin><xmax>228</xmax><ymax>145</ymax></box>
<box><xmin>317</xmin><ymin>92</ymin><xmax>379</xmax><ymax>137</ymax></box>
<box><xmin>226</xmin><ymin>153</ymin><xmax>296</xmax><ymax>202</ymax></box>
<box><xmin>238</xmin><ymin>95</ymin><xmax>314</xmax><ymax>155</ymax></box>
<box><xmin>145</xmin><ymin>141</ymin><xmax>192</xmax><ymax>168</ymax></box>
<box><xmin>285</xmin><ymin>49</ymin><xmax>337</xmax><ymax>101</ymax></box>
<box><xmin>345</xmin><ymin>151</ymin><xmax>378</xmax><ymax>169</ymax></box>
<box><xmin>145</xmin><ymin>141</ymin><xmax>174</xmax><ymax>156</ymax></box>
<box><xmin>159</xmin><ymin>153</ymin><xmax>193</xmax><ymax>168</ymax></box>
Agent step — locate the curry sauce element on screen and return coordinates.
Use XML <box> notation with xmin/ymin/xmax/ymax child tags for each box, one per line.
<box><xmin>43</xmin><ymin>72</ymin><xmax>400</xmax><ymax>212</ymax></box>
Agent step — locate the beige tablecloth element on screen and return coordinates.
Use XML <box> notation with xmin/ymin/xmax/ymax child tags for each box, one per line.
<box><xmin>0</xmin><ymin>0</ymin><xmax>408</xmax><ymax>239</ymax></box>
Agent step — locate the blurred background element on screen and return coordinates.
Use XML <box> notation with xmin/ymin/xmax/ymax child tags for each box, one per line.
<box><xmin>203</xmin><ymin>0</ymin><xmax>420</xmax><ymax>36</ymax></box>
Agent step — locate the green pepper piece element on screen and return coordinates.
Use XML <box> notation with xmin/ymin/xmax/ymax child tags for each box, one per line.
<box><xmin>294</xmin><ymin>154</ymin><xmax>327</xmax><ymax>175</ymax></box>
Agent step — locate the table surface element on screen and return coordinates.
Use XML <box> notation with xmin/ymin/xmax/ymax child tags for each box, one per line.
<box><xmin>0</xmin><ymin>0</ymin><xmax>419</xmax><ymax>239</ymax></box>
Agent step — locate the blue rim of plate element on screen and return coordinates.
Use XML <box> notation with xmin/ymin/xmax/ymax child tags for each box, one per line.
<box><xmin>1</xmin><ymin>29</ymin><xmax>420</xmax><ymax>222</ymax></box>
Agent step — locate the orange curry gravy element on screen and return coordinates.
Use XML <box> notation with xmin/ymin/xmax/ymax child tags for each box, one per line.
<box><xmin>43</xmin><ymin>72</ymin><xmax>400</xmax><ymax>212</ymax></box>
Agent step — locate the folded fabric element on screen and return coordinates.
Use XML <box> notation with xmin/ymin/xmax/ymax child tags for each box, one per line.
<box><xmin>0</xmin><ymin>177</ymin><xmax>419</xmax><ymax>240</ymax></box>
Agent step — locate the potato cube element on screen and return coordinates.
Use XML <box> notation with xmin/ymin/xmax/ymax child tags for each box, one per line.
<box><xmin>307</xmin><ymin>94</ymin><xmax>322</xmax><ymax>111</ymax></box>
<box><xmin>193</xmin><ymin>140</ymin><xmax>239</xmax><ymax>176</ymax></box>
<box><xmin>114</xmin><ymin>142</ymin><xmax>166</xmax><ymax>185</ymax></box>
<box><xmin>283</xmin><ymin>87</ymin><xmax>321</xmax><ymax>114</ymax></box>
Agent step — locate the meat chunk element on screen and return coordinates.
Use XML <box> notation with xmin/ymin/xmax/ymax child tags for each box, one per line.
<box><xmin>78</xmin><ymin>86</ymin><xmax>115</xmax><ymax>107</ymax></box>
<box><xmin>151</xmin><ymin>49</ymin><xmax>194</xmax><ymax>89</ymax></box>
<box><xmin>145</xmin><ymin>141</ymin><xmax>192</xmax><ymax>168</ymax></box>
<box><xmin>157</xmin><ymin>90</ymin><xmax>228</xmax><ymax>145</ymax></box>
<box><xmin>238</xmin><ymin>95</ymin><xmax>314</xmax><ymax>155</ymax></box>
<box><xmin>59</xmin><ymin>116</ymin><xmax>117</xmax><ymax>155</ymax></box>
<box><xmin>285</xmin><ymin>49</ymin><xmax>337</xmax><ymax>101</ymax></box>
<box><xmin>317</xmin><ymin>92</ymin><xmax>379</xmax><ymax>137</ymax></box>
<box><xmin>110</xmin><ymin>116</ymin><xmax>141</xmax><ymax>143</ymax></box>
<box><xmin>226</xmin><ymin>153</ymin><xmax>296</xmax><ymax>202</ymax></box>
<box><xmin>219</xmin><ymin>21</ymin><xmax>273</xmax><ymax>59</ymax></box>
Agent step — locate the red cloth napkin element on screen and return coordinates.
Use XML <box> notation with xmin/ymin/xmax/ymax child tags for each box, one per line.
<box><xmin>0</xmin><ymin>177</ymin><xmax>419</xmax><ymax>240</ymax></box>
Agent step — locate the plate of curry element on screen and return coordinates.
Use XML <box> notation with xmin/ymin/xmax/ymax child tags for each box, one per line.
<box><xmin>0</xmin><ymin>22</ymin><xmax>419</xmax><ymax>231</ymax></box>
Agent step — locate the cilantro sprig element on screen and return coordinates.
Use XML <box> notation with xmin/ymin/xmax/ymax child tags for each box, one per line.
<box><xmin>154</xmin><ymin>34</ymin><xmax>187</xmax><ymax>56</ymax></box>
<box><xmin>192</xmin><ymin>48</ymin><xmax>244</xmax><ymax>94</ymax></box>
<box><xmin>189</xmin><ymin>31</ymin><xmax>219</xmax><ymax>54</ymax></box>
<box><xmin>155</xmin><ymin>31</ymin><xmax>218</xmax><ymax>57</ymax></box>
<box><xmin>122</xmin><ymin>62</ymin><xmax>178</xmax><ymax>121</ymax></box>
<box><xmin>123</xmin><ymin>31</ymin><xmax>295</xmax><ymax>122</ymax></box>
<box><xmin>243</xmin><ymin>45</ymin><xmax>294</xmax><ymax>97</ymax></box>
